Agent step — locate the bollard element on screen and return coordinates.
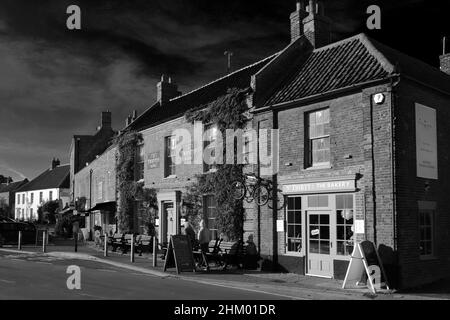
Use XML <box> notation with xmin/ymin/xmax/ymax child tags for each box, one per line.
<box><xmin>153</xmin><ymin>237</ymin><xmax>158</xmax><ymax>267</ymax></box>
<box><xmin>42</xmin><ymin>230</ymin><xmax>47</xmax><ymax>253</ymax></box>
<box><xmin>104</xmin><ymin>233</ymin><xmax>108</xmax><ymax>257</ymax></box>
<box><xmin>18</xmin><ymin>231</ymin><xmax>22</xmax><ymax>250</ymax></box>
<box><xmin>130</xmin><ymin>234</ymin><xmax>135</xmax><ymax>263</ymax></box>
<box><xmin>35</xmin><ymin>230</ymin><xmax>38</xmax><ymax>247</ymax></box>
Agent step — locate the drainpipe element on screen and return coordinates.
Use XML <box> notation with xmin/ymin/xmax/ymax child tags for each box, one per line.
<box><xmin>272</xmin><ymin>109</ymin><xmax>279</xmax><ymax>270</ymax></box>
<box><xmin>369</xmin><ymin>93</ymin><xmax>377</xmax><ymax>245</ymax></box>
<box><xmin>89</xmin><ymin>169</ymin><xmax>93</xmax><ymax>240</ymax></box>
<box><xmin>389</xmin><ymin>76</ymin><xmax>401</xmax><ymax>252</ymax></box>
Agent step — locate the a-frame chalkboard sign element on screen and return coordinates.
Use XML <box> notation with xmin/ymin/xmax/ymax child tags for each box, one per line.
<box><xmin>342</xmin><ymin>240</ymin><xmax>390</xmax><ymax>294</ymax></box>
<box><xmin>163</xmin><ymin>235</ymin><xmax>196</xmax><ymax>274</ymax></box>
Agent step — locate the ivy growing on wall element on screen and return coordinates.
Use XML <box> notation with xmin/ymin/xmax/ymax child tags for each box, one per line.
<box><xmin>183</xmin><ymin>88</ymin><xmax>250</xmax><ymax>240</ymax></box>
<box><xmin>115</xmin><ymin>130</ymin><xmax>143</xmax><ymax>233</ymax></box>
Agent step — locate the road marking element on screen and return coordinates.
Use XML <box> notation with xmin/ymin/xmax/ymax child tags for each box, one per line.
<box><xmin>0</xmin><ymin>279</ymin><xmax>16</xmax><ymax>284</ymax></box>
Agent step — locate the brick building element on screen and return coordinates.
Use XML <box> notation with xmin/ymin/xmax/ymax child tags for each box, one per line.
<box><xmin>246</xmin><ymin>1</ymin><xmax>450</xmax><ymax>289</ymax></box>
<box><xmin>73</xmin><ymin>145</ymin><xmax>117</xmax><ymax>236</ymax></box>
<box><xmin>71</xmin><ymin>0</ymin><xmax>450</xmax><ymax>289</ymax></box>
<box><xmin>69</xmin><ymin>111</ymin><xmax>116</xmax><ymax>202</ymax></box>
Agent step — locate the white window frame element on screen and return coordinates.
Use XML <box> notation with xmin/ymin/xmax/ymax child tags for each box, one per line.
<box><xmin>307</xmin><ymin>108</ymin><xmax>330</xmax><ymax>168</ymax></box>
<box><xmin>285</xmin><ymin>196</ymin><xmax>303</xmax><ymax>256</ymax></box>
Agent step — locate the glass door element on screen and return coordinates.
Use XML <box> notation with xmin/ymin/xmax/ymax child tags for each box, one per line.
<box><xmin>306</xmin><ymin>210</ymin><xmax>333</xmax><ymax>277</ymax></box>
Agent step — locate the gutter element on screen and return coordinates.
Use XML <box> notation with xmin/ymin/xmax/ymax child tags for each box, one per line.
<box><xmin>253</xmin><ymin>76</ymin><xmax>400</xmax><ymax>114</ymax></box>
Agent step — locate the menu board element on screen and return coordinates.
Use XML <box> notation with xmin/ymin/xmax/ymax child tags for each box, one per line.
<box><xmin>163</xmin><ymin>235</ymin><xmax>195</xmax><ymax>274</ymax></box>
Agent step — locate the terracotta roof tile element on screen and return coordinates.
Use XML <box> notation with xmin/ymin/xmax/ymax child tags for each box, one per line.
<box><xmin>265</xmin><ymin>36</ymin><xmax>390</xmax><ymax>106</ymax></box>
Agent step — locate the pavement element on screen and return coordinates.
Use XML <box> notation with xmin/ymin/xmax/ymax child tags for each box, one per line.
<box><xmin>0</xmin><ymin>242</ymin><xmax>449</xmax><ymax>300</ymax></box>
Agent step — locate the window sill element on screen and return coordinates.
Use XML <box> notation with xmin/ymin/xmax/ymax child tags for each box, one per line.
<box><xmin>163</xmin><ymin>175</ymin><xmax>177</xmax><ymax>179</ymax></box>
<box><xmin>283</xmin><ymin>252</ymin><xmax>304</xmax><ymax>257</ymax></box>
<box><xmin>304</xmin><ymin>164</ymin><xmax>332</xmax><ymax>171</ymax></box>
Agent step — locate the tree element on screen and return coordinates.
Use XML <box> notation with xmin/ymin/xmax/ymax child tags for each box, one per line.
<box><xmin>37</xmin><ymin>200</ymin><xmax>61</xmax><ymax>224</ymax></box>
<box><xmin>0</xmin><ymin>198</ymin><xmax>9</xmax><ymax>217</ymax></box>
<box><xmin>0</xmin><ymin>175</ymin><xmax>13</xmax><ymax>184</ymax></box>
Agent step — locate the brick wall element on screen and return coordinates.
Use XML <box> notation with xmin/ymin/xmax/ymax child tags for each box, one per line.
<box><xmin>141</xmin><ymin>116</ymin><xmax>203</xmax><ymax>191</ymax></box>
<box><xmin>394</xmin><ymin>79</ymin><xmax>450</xmax><ymax>289</ymax></box>
<box><xmin>74</xmin><ymin>145</ymin><xmax>117</xmax><ymax>209</ymax></box>
<box><xmin>252</xmin><ymin>85</ymin><xmax>399</xmax><ymax>276</ymax></box>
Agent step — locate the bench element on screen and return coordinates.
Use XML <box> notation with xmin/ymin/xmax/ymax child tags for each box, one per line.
<box><xmin>108</xmin><ymin>233</ymin><xmax>146</xmax><ymax>255</ymax></box>
<box><xmin>109</xmin><ymin>233</ymin><xmax>125</xmax><ymax>252</ymax></box>
<box><xmin>218</xmin><ymin>241</ymin><xmax>247</xmax><ymax>270</ymax></box>
<box><xmin>136</xmin><ymin>235</ymin><xmax>153</xmax><ymax>256</ymax></box>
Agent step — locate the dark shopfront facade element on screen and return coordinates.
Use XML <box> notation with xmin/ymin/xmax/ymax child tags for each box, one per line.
<box><xmin>253</xmin><ymin>75</ymin><xmax>450</xmax><ymax>289</ymax></box>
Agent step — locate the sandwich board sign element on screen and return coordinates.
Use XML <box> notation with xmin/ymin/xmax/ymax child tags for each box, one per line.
<box><xmin>163</xmin><ymin>235</ymin><xmax>196</xmax><ymax>274</ymax></box>
<box><xmin>342</xmin><ymin>240</ymin><xmax>390</xmax><ymax>294</ymax></box>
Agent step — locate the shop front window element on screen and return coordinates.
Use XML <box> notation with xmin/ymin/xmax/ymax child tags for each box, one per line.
<box><xmin>336</xmin><ymin>194</ymin><xmax>354</xmax><ymax>256</ymax></box>
<box><xmin>286</xmin><ymin>196</ymin><xmax>302</xmax><ymax>253</ymax></box>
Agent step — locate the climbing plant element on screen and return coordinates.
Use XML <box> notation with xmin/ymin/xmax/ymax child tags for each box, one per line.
<box><xmin>183</xmin><ymin>88</ymin><xmax>250</xmax><ymax>240</ymax></box>
<box><xmin>115</xmin><ymin>130</ymin><xmax>143</xmax><ymax>233</ymax></box>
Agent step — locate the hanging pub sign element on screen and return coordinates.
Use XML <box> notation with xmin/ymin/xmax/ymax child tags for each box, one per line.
<box><xmin>342</xmin><ymin>240</ymin><xmax>390</xmax><ymax>294</ymax></box>
<box><xmin>163</xmin><ymin>235</ymin><xmax>196</xmax><ymax>274</ymax></box>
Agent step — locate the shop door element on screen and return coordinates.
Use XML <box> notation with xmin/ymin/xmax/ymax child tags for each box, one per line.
<box><xmin>306</xmin><ymin>211</ymin><xmax>333</xmax><ymax>277</ymax></box>
<box><xmin>163</xmin><ymin>202</ymin><xmax>176</xmax><ymax>243</ymax></box>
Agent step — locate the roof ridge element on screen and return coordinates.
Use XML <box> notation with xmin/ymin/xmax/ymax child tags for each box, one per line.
<box><xmin>170</xmin><ymin>53</ymin><xmax>278</xmax><ymax>103</ymax></box>
<box><xmin>357</xmin><ymin>34</ymin><xmax>396</xmax><ymax>74</ymax></box>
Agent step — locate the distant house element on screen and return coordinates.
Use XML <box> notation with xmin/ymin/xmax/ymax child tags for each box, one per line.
<box><xmin>15</xmin><ymin>159</ymin><xmax>70</xmax><ymax>221</ymax></box>
<box><xmin>0</xmin><ymin>179</ymin><xmax>29</xmax><ymax>218</ymax></box>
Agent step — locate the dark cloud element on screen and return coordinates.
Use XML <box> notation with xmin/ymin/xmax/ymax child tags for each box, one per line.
<box><xmin>0</xmin><ymin>0</ymin><xmax>448</xmax><ymax>180</ymax></box>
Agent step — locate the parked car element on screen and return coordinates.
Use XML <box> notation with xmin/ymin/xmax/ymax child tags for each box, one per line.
<box><xmin>0</xmin><ymin>220</ymin><xmax>36</xmax><ymax>245</ymax></box>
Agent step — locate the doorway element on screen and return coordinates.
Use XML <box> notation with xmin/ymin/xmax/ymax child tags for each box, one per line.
<box><xmin>162</xmin><ymin>202</ymin><xmax>176</xmax><ymax>243</ymax></box>
<box><xmin>306</xmin><ymin>210</ymin><xmax>333</xmax><ymax>277</ymax></box>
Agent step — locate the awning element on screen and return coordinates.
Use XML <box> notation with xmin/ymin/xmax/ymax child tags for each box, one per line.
<box><xmin>87</xmin><ymin>201</ymin><xmax>116</xmax><ymax>212</ymax></box>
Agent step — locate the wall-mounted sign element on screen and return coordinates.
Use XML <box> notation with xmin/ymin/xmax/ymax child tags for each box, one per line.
<box><xmin>415</xmin><ymin>103</ymin><xmax>438</xmax><ymax>179</ymax></box>
<box><xmin>147</xmin><ymin>152</ymin><xmax>160</xmax><ymax>169</ymax></box>
<box><xmin>283</xmin><ymin>179</ymin><xmax>355</xmax><ymax>194</ymax></box>
<box><xmin>276</xmin><ymin>220</ymin><xmax>284</xmax><ymax>232</ymax></box>
<box><xmin>355</xmin><ymin>220</ymin><xmax>365</xmax><ymax>234</ymax></box>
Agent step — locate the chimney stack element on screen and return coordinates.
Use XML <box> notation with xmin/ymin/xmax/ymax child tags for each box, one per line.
<box><xmin>157</xmin><ymin>75</ymin><xmax>181</xmax><ymax>105</ymax></box>
<box><xmin>440</xmin><ymin>37</ymin><xmax>450</xmax><ymax>75</ymax></box>
<box><xmin>290</xmin><ymin>1</ymin><xmax>331</xmax><ymax>48</ymax></box>
<box><xmin>101</xmin><ymin>111</ymin><xmax>112</xmax><ymax>129</ymax></box>
<box><xmin>51</xmin><ymin>158</ymin><xmax>60</xmax><ymax>170</ymax></box>
<box><xmin>125</xmin><ymin>115</ymin><xmax>132</xmax><ymax>127</ymax></box>
<box><xmin>290</xmin><ymin>2</ymin><xmax>309</xmax><ymax>43</ymax></box>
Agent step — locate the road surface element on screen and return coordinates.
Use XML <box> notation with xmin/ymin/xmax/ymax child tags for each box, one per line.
<box><xmin>0</xmin><ymin>251</ymin><xmax>290</xmax><ymax>300</ymax></box>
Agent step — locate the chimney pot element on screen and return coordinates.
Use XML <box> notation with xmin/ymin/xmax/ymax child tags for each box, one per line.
<box><xmin>293</xmin><ymin>0</ymin><xmax>330</xmax><ymax>48</ymax></box>
<box><xmin>157</xmin><ymin>75</ymin><xmax>182</xmax><ymax>105</ymax></box>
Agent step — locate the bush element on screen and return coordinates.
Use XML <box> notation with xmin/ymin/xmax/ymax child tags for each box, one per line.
<box><xmin>55</xmin><ymin>214</ymin><xmax>73</xmax><ymax>238</ymax></box>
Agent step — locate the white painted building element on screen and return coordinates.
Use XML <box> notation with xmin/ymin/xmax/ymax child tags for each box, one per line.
<box><xmin>15</xmin><ymin>160</ymin><xmax>70</xmax><ymax>221</ymax></box>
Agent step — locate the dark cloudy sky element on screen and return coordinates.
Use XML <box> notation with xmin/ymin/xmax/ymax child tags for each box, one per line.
<box><xmin>0</xmin><ymin>0</ymin><xmax>448</xmax><ymax>181</ymax></box>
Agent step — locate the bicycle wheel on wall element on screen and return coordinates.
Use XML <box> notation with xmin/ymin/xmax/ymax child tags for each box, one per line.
<box><xmin>253</xmin><ymin>185</ymin><xmax>270</xmax><ymax>206</ymax></box>
<box><xmin>230</xmin><ymin>180</ymin><xmax>246</xmax><ymax>200</ymax></box>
